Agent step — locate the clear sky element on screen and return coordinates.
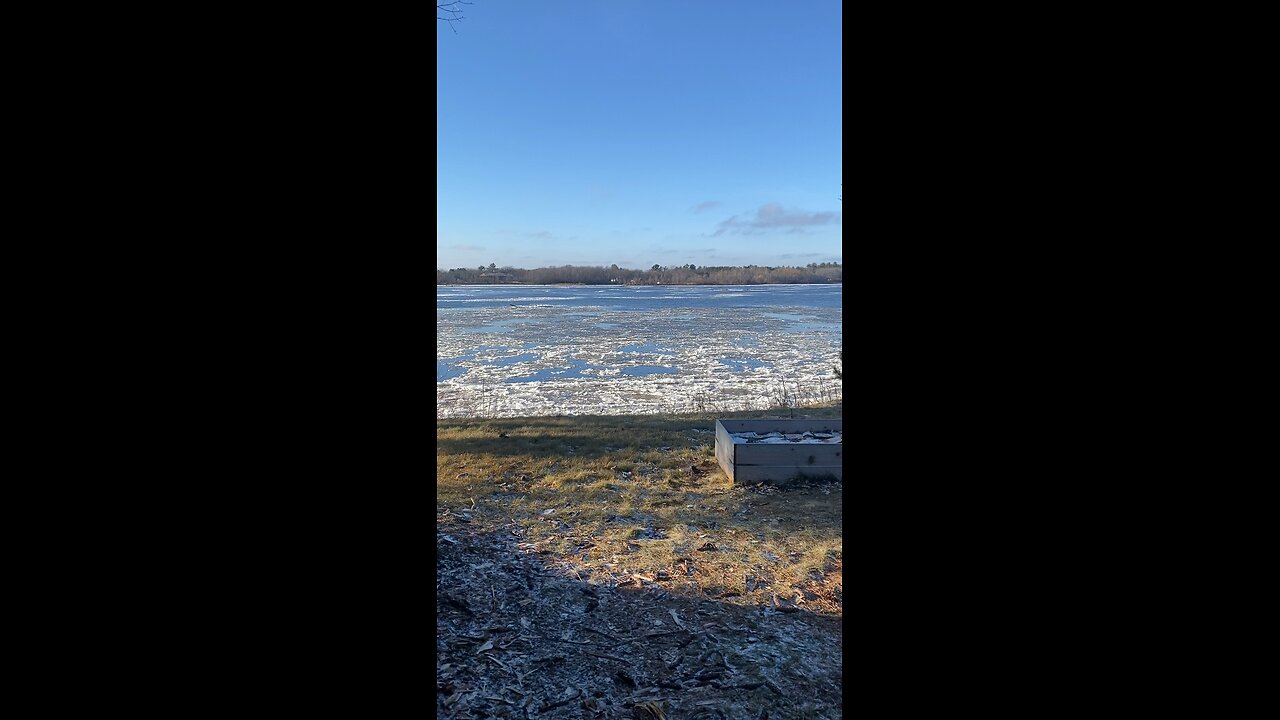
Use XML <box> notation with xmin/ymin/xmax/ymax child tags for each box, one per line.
<box><xmin>437</xmin><ymin>1</ymin><xmax>842</xmax><ymax>271</ymax></box>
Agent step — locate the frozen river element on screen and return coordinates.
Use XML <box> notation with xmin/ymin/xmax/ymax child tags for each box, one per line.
<box><xmin>437</xmin><ymin>284</ymin><xmax>842</xmax><ymax>418</ymax></box>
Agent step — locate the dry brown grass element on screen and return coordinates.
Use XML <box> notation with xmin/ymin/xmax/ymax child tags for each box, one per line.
<box><xmin>437</xmin><ymin>404</ymin><xmax>843</xmax><ymax>616</ymax></box>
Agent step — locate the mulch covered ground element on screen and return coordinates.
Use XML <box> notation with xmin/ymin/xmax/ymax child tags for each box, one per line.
<box><xmin>437</xmin><ymin>519</ymin><xmax>843</xmax><ymax>719</ymax></box>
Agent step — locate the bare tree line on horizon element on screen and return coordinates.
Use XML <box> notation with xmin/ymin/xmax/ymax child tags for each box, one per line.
<box><xmin>436</xmin><ymin>262</ymin><xmax>841</xmax><ymax>285</ymax></box>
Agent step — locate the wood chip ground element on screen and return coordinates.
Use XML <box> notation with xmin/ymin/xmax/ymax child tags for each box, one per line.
<box><xmin>437</xmin><ymin>521</ymin><xmax>843</xmax><ymax>719</ymax></box>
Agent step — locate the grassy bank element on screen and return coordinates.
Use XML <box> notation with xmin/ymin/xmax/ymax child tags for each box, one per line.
<box><xmin>437</xmin><ymin>403</ymin><xmax>843</xmax><ymax>616</ymax></box>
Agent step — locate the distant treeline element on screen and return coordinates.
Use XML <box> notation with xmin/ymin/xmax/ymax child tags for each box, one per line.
<box><xmin>437</xmin><ymin>262</ymin><xmax>841</xmax><ymax>285</ymax></box>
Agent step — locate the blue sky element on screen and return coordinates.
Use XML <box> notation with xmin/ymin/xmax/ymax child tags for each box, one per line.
<box><xmin>437</xmin><ymin>1</ymin><xmax>842</xmax><ymax>271</ymax></box>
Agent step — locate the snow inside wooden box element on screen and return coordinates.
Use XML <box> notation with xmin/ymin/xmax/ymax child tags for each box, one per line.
<box><xmin>714</xmin><ymin>419</ymin><xmax>843</xmax><ymax>484</ymax></box>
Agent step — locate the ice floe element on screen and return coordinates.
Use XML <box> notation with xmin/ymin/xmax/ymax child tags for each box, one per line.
<box><xmin>437</xmin><ymin>285</ymin><xmax>841</xmax><ymax>418</ymax></box>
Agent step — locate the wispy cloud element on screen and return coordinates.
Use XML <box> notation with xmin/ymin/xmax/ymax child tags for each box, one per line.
<box><xmin>713</xmin><ymin>203</ymin><xmax>840</xmax><ymax>236</ymax></box>
<box><xmin>447</xmin><ymin>244</ymin><xmax>486</xmax><ymax>251</ymax></box>
<box><xmin>691</xmin><ymin>200</ymin><xmax>723</xmax><ymax>214</ymax></box>
<box><xmin>526</xmin><ymin>231</ymin><xmax>554</xmax><ymax>240</ymax></box>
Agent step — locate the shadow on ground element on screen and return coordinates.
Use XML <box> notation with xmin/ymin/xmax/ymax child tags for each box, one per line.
<box><xmin>436</xmin><ymin>406</ymin><xmax>841</xmax><ymax>462</ymax></box>
<box><xmin>437</xmin><ymin>520</ymin><xmax>843</xmax><ymax>720</ymax></box>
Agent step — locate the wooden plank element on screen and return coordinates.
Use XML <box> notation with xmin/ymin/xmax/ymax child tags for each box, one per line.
<box><xmin>713</xmin><ymin>419</ymin><xmax>736</xmax><ymax>482</ymax></box>
<box><xmin>736</xmin><ymin>444</ymin><xmax>841</xmax><ymax>466</ymax></box>
<box><xmin>731</xmin><ymin>465</ymin><xmax>842</xmax><ymax>484</ymax></box>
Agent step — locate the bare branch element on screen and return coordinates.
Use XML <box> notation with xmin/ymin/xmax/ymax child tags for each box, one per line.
<box><xmin>437</xmin><ymin>1</ymin><xmax>472</xmax><ymax>33</ymax></box>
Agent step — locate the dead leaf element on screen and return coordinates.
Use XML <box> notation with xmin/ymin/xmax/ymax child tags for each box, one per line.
<box><xmin>475</xmin><ymin>638</ymin><xmax>495</xmax><ymax>653</ymax></box>
<box><xmin>634</xmin><ymin>700</ymin><xmax>666</xmax><ymax>719</ymax></box>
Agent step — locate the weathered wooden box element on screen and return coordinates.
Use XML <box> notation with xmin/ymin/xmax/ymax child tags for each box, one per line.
<box><xmin>714</xmin><ymin>419</ymin><xmax>843</xmax><ymax>484</ymax></box>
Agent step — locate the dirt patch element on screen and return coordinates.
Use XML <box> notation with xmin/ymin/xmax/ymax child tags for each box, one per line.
<box><xmin>438</xmin><ymin>521</ymin><xmax>843</xmax><ymax>719</ymax></box>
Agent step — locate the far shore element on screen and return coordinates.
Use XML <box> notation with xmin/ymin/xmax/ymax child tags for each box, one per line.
<box><xmin>437</xmin><ymin>281</ymin><xmax>842</xmax><ymax>286</ymax></box>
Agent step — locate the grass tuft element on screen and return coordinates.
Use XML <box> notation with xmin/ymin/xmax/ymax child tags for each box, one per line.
<box><xmin>438</xmin><ymin>403</ymin><xmax>843</xmax><ymax>615</ymax></box>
